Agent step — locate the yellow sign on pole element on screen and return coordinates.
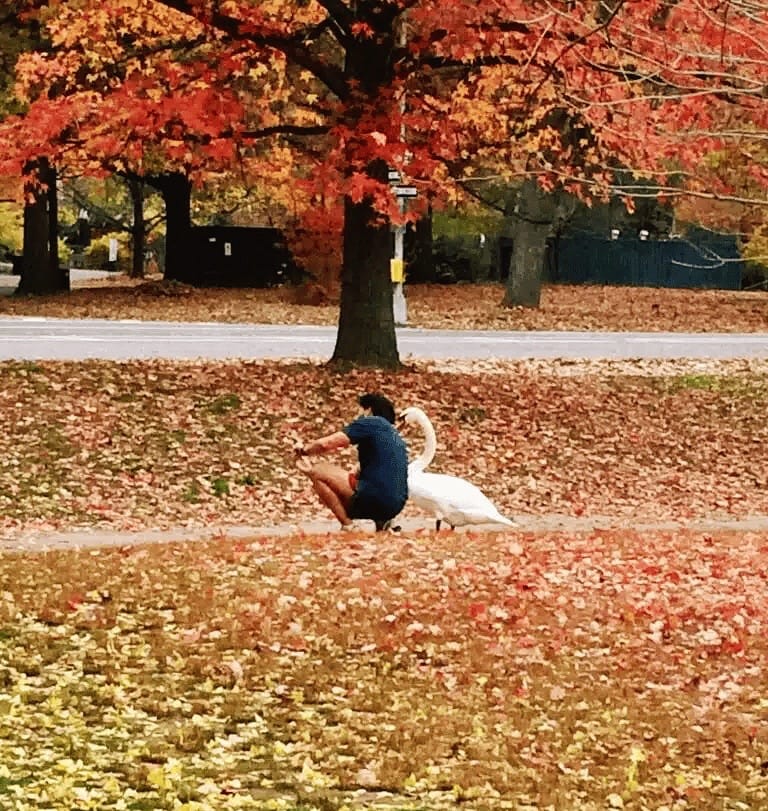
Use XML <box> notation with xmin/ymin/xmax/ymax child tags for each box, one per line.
<box><xmin>390</xmin><ymin>258</ymin><xmax>405</xmax><ymax>283</ymax></box>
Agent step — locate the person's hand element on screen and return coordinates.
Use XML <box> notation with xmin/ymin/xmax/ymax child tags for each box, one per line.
<box><xmin>296</xmin><ymin>455</ymin><xmax>313</xmax><ymax>473</ymax></box>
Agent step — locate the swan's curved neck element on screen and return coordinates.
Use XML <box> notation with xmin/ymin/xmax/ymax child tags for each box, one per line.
<box><xmin>410</xmin><ymin>411</ymin><xmax>437</xmax><ymax>472</ymax></box>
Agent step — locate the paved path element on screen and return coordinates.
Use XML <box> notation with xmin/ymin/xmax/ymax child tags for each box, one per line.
<box><xmin>0</xmin><ymin>268</ymin><xmax>115</xmax><ymax>297</ymax></box>
<box><xmin>2</xmin><ymin>317</ymin><xmax>768</xmax><ymax>361</ymax></box>
<box><xmin>6</xmin><ymin>513</ymin><xmax>768</xmax><ymax>553</ymax></box>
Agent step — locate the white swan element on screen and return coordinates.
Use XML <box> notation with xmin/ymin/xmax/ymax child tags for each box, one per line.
<box><xmin>398</xmin><ymin>406</ymin><xmax>516</xmax><ymax>531</ymax></box>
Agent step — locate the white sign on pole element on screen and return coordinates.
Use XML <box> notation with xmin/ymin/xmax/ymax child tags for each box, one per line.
<box><xmin>393</xmin><ymin>185</ymin><xmax>418</xmax><ymax>198</ymax></box>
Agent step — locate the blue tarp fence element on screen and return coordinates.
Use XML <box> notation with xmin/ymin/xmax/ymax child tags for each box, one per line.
<box><xmin>546</xmin><ymin>235</ymin><xmax>743</xmax><ymax>290</ymax></box>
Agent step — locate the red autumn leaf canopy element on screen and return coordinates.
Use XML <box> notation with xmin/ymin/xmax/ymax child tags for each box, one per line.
<box><xmin>5</xmin><ymin>0</ymin><xmax>768</xmax><ymax>209</ymax></box>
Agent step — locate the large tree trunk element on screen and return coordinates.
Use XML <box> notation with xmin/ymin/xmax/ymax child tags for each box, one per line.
<box><xmin>147</xmin><ymin>172</ymin><xmax>191</xmax><ymax>282</ymax></box>
<box><xmin>329</xmin><ymin>28</ymin><xmax>401</xmax><ymax>368</ymax></box>
<box><xmin>331</xmin><ymin>191</ymin><xmax>400</xmax><ymax>369</ymax></box>
<box><xmin>16</xmin><ymin>159</ymin><xmax>68</xmax><ymax>296</ymax></box>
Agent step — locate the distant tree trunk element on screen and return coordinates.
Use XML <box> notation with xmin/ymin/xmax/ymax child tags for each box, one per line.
<box><xmin>16</xmin><ymin>158</ymin><xmax>68</xmax><ymax>296</ymax></box>
<box><xmin>147</xmin><ymin>172</ymin><xmax>191</xmax><ymax>282</ymax></box>
<box><xmin>331</xmin><ymin>184</ymin><xmax>400</xmax><ymax>369</ymax></box>
<box><xmin>503</xmin><ymin>180</ymin><xmax>573</xmax><ymax>308</ymax></box>
<box><xmin>503</xmin><ymin>221</ymin><xmax>550</xmax><ymax>308</ymax></box>
<box><xmin>406</xmin><ymin>207</ymin><xmax>435</xmax><ymax>281</ymax></box>
<box><xmin>17</xmin><ymin>184</ymin><xmax>48</xmax><ymax>295</ymax></box>
<box><xmin>47</xmin><ymin>164</ymin><xmax>60</xmax><ymax>280</ymax></box>
<box><xmin>128</xmin><ymin>177</ymin><xmax>146</xmax><ymax>279</ymax></box>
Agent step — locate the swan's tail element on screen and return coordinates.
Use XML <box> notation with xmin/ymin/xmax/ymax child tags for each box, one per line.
<box><xmin>492</xmin><ymin>513</ymin><xmax>517</xmax><ymax>528</ymax></box>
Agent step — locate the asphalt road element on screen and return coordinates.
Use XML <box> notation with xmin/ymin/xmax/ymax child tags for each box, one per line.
<box><xmin>1</xmin><ymin>316</ymin><xmax>768</xmax><ymax>361</ymax></box>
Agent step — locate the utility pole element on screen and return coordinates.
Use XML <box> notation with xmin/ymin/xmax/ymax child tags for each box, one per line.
<box><xmin>391</xmin><ymin>15</ymin><xmax>409</xmax><ymax>327</ymax></box>
<box><xmin>391</xmin><ymin>180</ymin><xmax>414</xmax><ymax>326</ymax></box>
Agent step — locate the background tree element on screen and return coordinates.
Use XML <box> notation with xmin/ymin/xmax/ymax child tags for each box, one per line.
<box><xmin>109</xmin><ymin>0</ymin><xmax>768</xmax><ymax>352</ymax></box>
<box><xmin>0</xmin><ymin>3</ymin><xmax>69</xmax><ymax>292</ymax></box>
<box><xmin>59</xmin><ymin>176</ymin><xmax>166</xmax><ymax>276</ymax></box>
<box><xmin>1</xmin><ymin>0</ymin><xmax>282</xmax><ymax>281</ymax></box>
<box><xmin>16</xmin><ymin>157</ymin><xmax>68</xmax><ymax>294</ymax></box>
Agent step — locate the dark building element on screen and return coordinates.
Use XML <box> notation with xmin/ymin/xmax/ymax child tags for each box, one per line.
<box><xmin>176</xmin><ymin>226</ymin><xmax>305</xmax><ymax>287</ymax></box>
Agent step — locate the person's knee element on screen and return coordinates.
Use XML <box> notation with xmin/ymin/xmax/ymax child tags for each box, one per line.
<box><xmin>309</xmin><ymin>461</ymin><xmax>343</xmax><ymax>483</ymax></box>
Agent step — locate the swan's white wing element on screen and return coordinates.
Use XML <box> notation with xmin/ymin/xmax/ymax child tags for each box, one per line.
<box><xmin>408</xmin><ymin>470</ymin><xmax>514</xmax><ymax>527</ymax></box>
<box><xmin>406</xmin><ymin>473</ymin><xmax>444</xmax><ymax>514</ymax></box>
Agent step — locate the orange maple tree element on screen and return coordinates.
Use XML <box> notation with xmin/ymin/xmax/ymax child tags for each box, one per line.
<box><xmin>4</xmin><ymin>0</ymin><xmax>768</xmax><ymax>365</ymax></box>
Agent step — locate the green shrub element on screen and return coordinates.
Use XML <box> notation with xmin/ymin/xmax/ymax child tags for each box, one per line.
<box><xmin>0</xmin><ymin>203</ymin><xmax>23</xmax><ymax>256</ymax></box>
<box><xmin>84</xmin><ymin>233</ymin><xmax>132</xmax><ymax>271</ymax></box>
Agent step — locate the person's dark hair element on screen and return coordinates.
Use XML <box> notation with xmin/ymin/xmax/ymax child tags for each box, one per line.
<box><xmin>359</xmin><ymin>392</ymin><xmax>396</xmax><ymax>424</ymax></box>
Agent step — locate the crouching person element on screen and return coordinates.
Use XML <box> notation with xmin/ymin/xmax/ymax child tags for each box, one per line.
<box><xmin>295</xmin><ymin>393</ymin><xmax>408</xmax><ymax>532</ymax></box>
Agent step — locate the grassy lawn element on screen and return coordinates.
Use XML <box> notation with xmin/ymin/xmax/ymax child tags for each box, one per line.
<box><xmin>1</xmin><ymin>527</ymin><xmax>767</xmax><ymax>810</ymax></box>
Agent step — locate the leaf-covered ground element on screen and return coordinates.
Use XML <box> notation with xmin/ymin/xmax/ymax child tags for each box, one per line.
<box><xmin>1</xmin><ymin>277</ymin><xmax>767</xmax><ymax>332</ymax></box>
<box><xmin>2</xmin><ymin>282</ymin><xmax>768</xmax><ymax>809</ymax></box>
<box><xmin>2</xmin><ymin>357</ymin><xmax>768</xmax><ymax>543</ymax></box>
<box><xmin>1</xmin><ymin>527</ymin><xmax>767</xmax><ymax>810</ymax></box>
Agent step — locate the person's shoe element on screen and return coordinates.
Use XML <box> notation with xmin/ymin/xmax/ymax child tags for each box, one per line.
<box><xmin>375</xmin><ymin>519</ymin><xmax>401</xmax><ymax>533</ymax></box>
<box><xmin>340</xmin><ymin>521</ymin><xmax>361</xmax><ymax>532</ymax></box>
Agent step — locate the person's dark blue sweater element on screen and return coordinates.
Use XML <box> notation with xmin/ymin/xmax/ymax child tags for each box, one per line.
<box><xmin>343</xmin><ymin>415</ymin><xmax>408</xmax><ymax>522</ymax></box>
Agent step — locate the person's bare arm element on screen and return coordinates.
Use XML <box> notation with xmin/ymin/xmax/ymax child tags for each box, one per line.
<box><xmin>295</xmin><ymin>431</ymin><xmax>351</xmax><ymax>456</ymax></box>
